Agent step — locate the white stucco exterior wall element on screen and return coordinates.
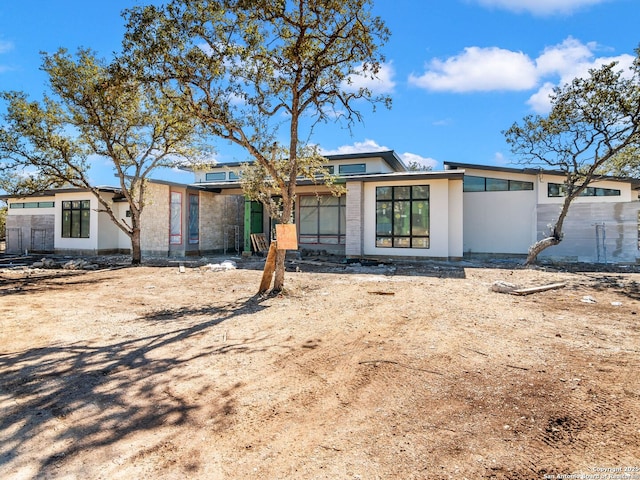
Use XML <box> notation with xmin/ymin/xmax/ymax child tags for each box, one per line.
<box><xmin>447</xmin><ymin>179</ymin><xmax>464</xmax><ymax>258</ymax></box>
<box><xmin>97</xmin><ymin>194</ymin><xmax>122</xmax><ymax>251</ymax></box>
<box><xmin>462</xmin><ymin>190</ymin><xmax>537</xmax><ymax>254</ymax></box>
<box><xmin>54</xmin><ymin>192</ymin><xmax>99</xmax><ymax>252</ymax></box>
<box><xmin>361</xmin><ymin>178</ymin><xmax>456</xmax><ymax>258</ymax></box>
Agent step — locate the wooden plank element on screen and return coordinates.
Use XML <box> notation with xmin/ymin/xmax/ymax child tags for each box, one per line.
<box><xmin>258</xmin><ymin>242</ymin><xmax>277</xmax><ymax>293</ymax></box>
<box><xmin>509</xmin><ymin>282</ymin><xmax>566</xmax><ymax>296</ymax></box>
<box><xmin>250</xmin><ymin>233</ymin><xmax>268</xmax><ymax>253</ymax></box>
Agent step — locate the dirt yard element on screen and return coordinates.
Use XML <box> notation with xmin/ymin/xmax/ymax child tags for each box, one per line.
<box><xmin>1</xmin><ymin>254</ymin><xmax>639</xmax><ymax>480</ymax></box>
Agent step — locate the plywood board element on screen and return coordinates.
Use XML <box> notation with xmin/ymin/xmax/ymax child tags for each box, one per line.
<box><xmin>276</xmin><ymin>224</ymin><xmax>298</xmax><ymax>250</ymax></box>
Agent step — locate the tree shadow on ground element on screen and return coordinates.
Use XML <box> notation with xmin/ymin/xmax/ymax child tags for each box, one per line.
<box><xmin>0</xmin><ymin>294</ymin><xmax>276</xmax><ymax>477</ymax></box>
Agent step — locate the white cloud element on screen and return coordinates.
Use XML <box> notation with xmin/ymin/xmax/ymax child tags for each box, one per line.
<box><xmin>0</xmin><ymin>40</ymin><xmax>13</xmax><ymax>54</ymax></box>
<box><xmin>400</xmin><ymin>152</ymin><xmax>439</xmax><ymax>170</ymax></box>
<box><xmin>527</xmin><ymin>37</ymin><xmax>635</xmax><ymax>113</ymax></box>
<box><xmin>321</xmin><ymin>139</ymin><xmax>389</xmax><ymax>155</ymax></box>
<box><xmin>409</xmin><ymin>37</ymin><xmax>635</xmax><ymax>114</ymax></box>
<box><xmin>526</xmin><ymin>82</ymin><xmax>556</xmax><ymax>113</ymax></box>
<box><xmin>408</xmin><ymin>47</ymin><xmax>538</xmax><ymax>92</ymax></box>
<box><xmin>473</xmin><ymin>0</ymin><xmax>609</xmax><ymax>15</ymax></box>
<box><xmin>321</xmin><ymin>140</ymin><xmax>438</xmax><ymax>170</ymax></box>
<box><xmin>343</xmin><ymin>62</ymin><xmax>396</xmax><ymax>95</ymax></box>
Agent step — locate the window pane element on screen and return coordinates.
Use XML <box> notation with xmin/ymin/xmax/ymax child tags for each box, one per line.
<box><xmin>319</xmin><ymin>207</ymin><xmax>339</xmax><ymax>234</ymax></box>
<box><xmin>393</xmin><ymin>201</ymin><xmax>410</xmax><ymax>236</ymax></box>
<box><xmin>338</xmin><ymin>163</ymin><xmax>366</xmax><ymax>174</ymax></box>
<box><xmin>376</xmin><ymin>202</ymin><xmax>392</xmax><ymax>235</ymax></box>
<box><xmin>62</xmin><ymin>211</ymin><xmax>71</xmax><ymax>237</ymax></box>
<box><xmin>319</xmin><ymin>195</ymin><xmax>339</xmax><ymax>206</ymax></box>
<box><xmin>463</xmin><ymin>176</ymin><xmax>485</xmax><ymax>192</ymax></box>
<box><xmin>395</xmin><ymin>186</ymin><xmax>411</xmax><ymax>200</ymax></box>
<box><xmin>376</xmin><ymin>186</ymin><xmax>392</xmax><ymax>200</ymax></box>
<box><xmin>509</xmin><ymin>180</ymin><xmax>533</xmax><ymax>191</ymax></box>
<box><xmin>63</xmin><ymin>201</ymin><xmax>71</xmax><ymax>209</ymax></box>
<box><xmin>72</xmin><ymin>201</ymin><xmax>80</xmax><ymax>209</ymax></box>
<box><xmin>299</xmin><ymin>206</ymin><xmax>318</xmax><ymax>235</ymax></box>
<box><xmin>189</xmin><ymin>195</ymin><xmax>199</xmax><ymax>243</ymax></box>
<box><xmin>299</xmin><ymin>195</ymin><xmax>318</xmax><ymax>207</ymax></box>
<box><xmin>602</xmin><ymin>188</ymin><xmax>621</xmax><ymax>196</ymax></box>
<box><xmin>412</xmin><ymin>185</ymin><xmax>429</xmax><ymax>199</ymax></box>
<box><xmin>548</xmin><ymin>183</ymin><xmax>563</xmax><ymax>197</ymax></box>
<box><xmin>81</xmin><ymin>211</ymin><xmax>90</xmax><ymax>238</ymax></box>
<box><xmin>394</xmin><ymin>237</ymin><xmax>410</xmax><ymax>248</ymax></box>
<box><xmin>205</xmin><ymin>172</ymin><xmax>226</xmax><ymax>181</ymax></box>
<box><xmin>81</xmin><ymin>200</ymin><xmax>91</xmax><ymax>209</ymax></box>
<box><xmin>71</xmin><ymin>211</ymin><xmax>80</xmax><ymax>238</ymax></box>
<box><xmin>376</xmin><ymin>237</ymin><xmax>392</xmax><ymax>247</ymax></box>
<box><xmin>486</xmin><ymin>178</ymin><xmax>509</xmax><ymax>191</ymax></box>
<box><xmin>411</xmin><ymin>201</ymin><xmax>429</xmax><ymax>236</ymax></box>
<box><xmin>318</xmin><ymin>236</ymin><xmax>339</xmax><ymax>245</ymax></box>
<box><xmin>170</xmin><ymin>192</ymin><xmax>182</xmax><ymax>244</ymax></box>
<box><xmin>412</xmin><ymin>237</ymin><xmax>429</xmax><ymax>248</ymax></box>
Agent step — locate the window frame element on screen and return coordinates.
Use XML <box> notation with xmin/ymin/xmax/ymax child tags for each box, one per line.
<box><xmin>169</xmin><ymin>191</ymin><xmax>183</xmax><ymax>245</ymax></box>
<box><xmin>547</xmin><ymin>183</ymin><xmax>621</xmax><ymax>198</ymax></box>
<box><xmin>61</xmin><ymin>200</ymin><xmax>91</xmax><ymax>239</ymax></box>
<box><xmin>298</xmin><ymin>194</ymin><xmax>346</xmax><ymax>245</ymax></box>
<box><xmin>338</xmin><ymin>163</ymin><xmax>366</xmax><ymax>175</ymax></box>
<box><xmin>188</xmin><ymin>193</ymin><xmax>199</xmax><ymax>244</ymax></box>
<box><xmin>376</xmin><ymin>185</ymin><xmax>430</xmax><ymax>249</ymax></box>
<box><xmin>463</xmin><ymin>175</ymin><xmax>534</xmax><ymax>192</ymax></box>
<box><xmin>205</xmin><ymin>172</ymin><xmax>226</xmax><ymax>181</ymax></box>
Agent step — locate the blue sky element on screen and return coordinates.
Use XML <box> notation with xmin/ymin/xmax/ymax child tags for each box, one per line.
<box><xmin>1</xmin><ymin>0</ymin><xmax>639</xmax><ymax>185</ymax></box>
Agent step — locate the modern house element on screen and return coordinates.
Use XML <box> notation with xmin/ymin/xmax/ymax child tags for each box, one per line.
<box><xmin>3</xmin><ymin>151</ymin><xmax>639</xmax><ymax>263</ymax></box>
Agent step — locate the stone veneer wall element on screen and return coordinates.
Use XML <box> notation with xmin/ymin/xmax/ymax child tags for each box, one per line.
<box><xmin>199</xmin><ymin>193</ymin><xmax>244</xmax><ymax>254</ymax></box>
<box><xmin>140</xmin><ymin>182</ymin><xmax>170</xmax><ymax>256</ymax></box>
<box><xmin>345</xmin><ymin>181</ymin><xmax>363</xmax><ymax>257</ymax></box>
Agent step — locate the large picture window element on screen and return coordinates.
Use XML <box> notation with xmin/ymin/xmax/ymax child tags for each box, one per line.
<box><xmin>298</xmin><ymin>195</ymin><xmax>345</xmax><ymax>245</ymax></box>
<box><xmin>376</xmin><ymin>185</ymin><xmax>430</xmax><ymax>248</ymax></box>
<box><xmin>170</xmin><ymin>192</ymin><xmax>182</xmax><ymax>245</ymax></box>
<box><xmin>62</xmin><ymin>200</ymin><xmax>90</xmax><ymax>238</ymax></box>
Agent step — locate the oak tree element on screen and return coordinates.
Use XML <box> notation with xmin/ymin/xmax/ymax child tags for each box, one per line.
<box><xmin>123</xmin><ymin>0</ymin><xmax>390</xmax><ymax>292</ymax></box>
<box><xmin>504</xmin><ymin>50</ymin><xmax>640</xmax><ymax>265</ymax></box>
<box><xmin>0</xmin><ymin>48</ymin><xmax>204</xmax><ymax>264</ymax></box>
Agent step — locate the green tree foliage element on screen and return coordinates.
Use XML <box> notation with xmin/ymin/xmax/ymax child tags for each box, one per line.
<box><xmin>504</xmin><ymin>50</ymin><xmax>640</xmax><ymax>265</ymax></box>
<box><xmin>123</xmin><ymin>0</ymin><xmax>390</xmax><ymax>292</ymax></box>
<box><xmin>0</xmin><ymin>48</ymin><xmax>205</xmax><ymax>264</ymax></box>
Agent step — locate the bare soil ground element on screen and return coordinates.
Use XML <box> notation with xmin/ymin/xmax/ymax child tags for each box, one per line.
<box><xmin>1</xmin><ymin>254</ymin><xmax>640</xmax><ymax>480</ymax></box>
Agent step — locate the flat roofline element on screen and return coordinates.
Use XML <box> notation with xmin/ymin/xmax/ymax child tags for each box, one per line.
<box><xmin>444</xmin><ymin>161</ymin><xmax>544</xmax><ymax>175</ymax></box>
<box><xmin>444</xmin><ymin>161</ymin><xmax>640</xmax><ymax>186</ymax></box>
<box><xmin>0</xmin><ymin>186</ymin><xmax>122</xmax><ymax>200</ymax></box>
<box><xmin>180</xmin><ymin>150</ymin><xmax>408</xmax><ymax>173</ymax></box>
<box><xmin>345</xmin><ymin>170</ymin><xmax>464</xmax><ymax>182</ymax></box>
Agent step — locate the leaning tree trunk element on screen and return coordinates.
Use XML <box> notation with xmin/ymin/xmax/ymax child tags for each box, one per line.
<box><xmin>271</xmin><ymin>181</ymin><xmax>295</xmax><ymax>293</ymax></box>
<box><xmin>272</xmin><ymin>249</ymin><xmax>287</xmax><ymax>292</ymax></box>
<box><xmin>524</xmin><ymin>194</ymin><xmax>574</xmax><ymax>266</ymax></box>
<box><xmin>130</xmin><ymin>226</ymin><xmax>142</xmax><ymax>265</ymax></box>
